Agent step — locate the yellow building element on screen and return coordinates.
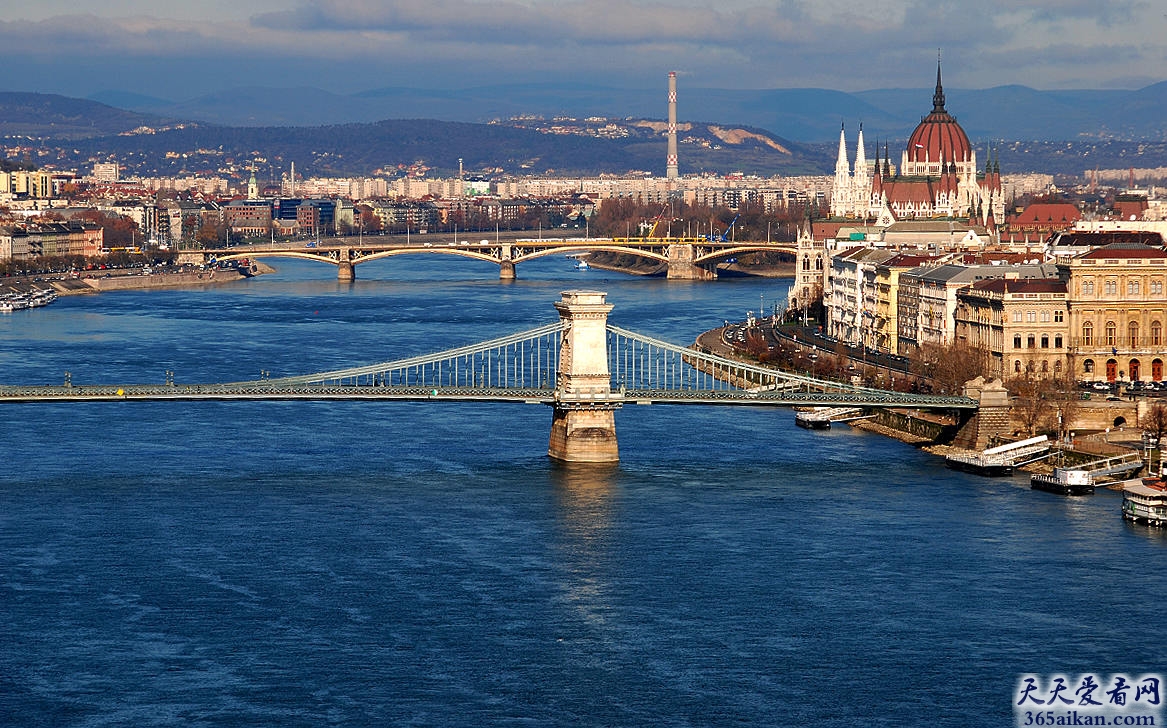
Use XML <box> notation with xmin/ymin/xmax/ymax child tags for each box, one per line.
<box><xmin>874</xmin><ymin>253</ymin><xmax>936</xmax><ymax>353</ymax></box>
<box><xmin>1066</xmin><ymin>243</ymin><xmax>1167</xmax><ymax>383</ymax></box>
<box><xmin>955</xmin><ymin>278</ymin><xmax>1068</xmax><ymax>379</ymax></box>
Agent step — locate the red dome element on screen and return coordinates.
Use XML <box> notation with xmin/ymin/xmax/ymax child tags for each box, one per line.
<box><xmin>906</xmin><ymin>111</ymin><xmax>971</xmax><ymax>164</ymax></box>
<box><xmin>904</xmin><ymin>63</ymin><xmax>972</xmax><ymax>165</ymax></box>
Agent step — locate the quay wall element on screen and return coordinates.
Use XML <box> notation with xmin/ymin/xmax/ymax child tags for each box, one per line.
<box><xmin>871</xmin><ymin>409</ymin><xmax>958</xmax><ymax>442</ymax></box>
<box><xmin>81</xmin><ymin>265</ymin><xmax>271</xmax><ymax>292</ymax></box>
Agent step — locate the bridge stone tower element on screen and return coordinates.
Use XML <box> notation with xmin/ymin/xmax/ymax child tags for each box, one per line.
<box><xmin>952</xmin><ymin>376</ymin><xmax>1012</xmax><ymax>450</ymax></box>
<box><xmin>549</xmin><ymin>290</ymin><xmax>620</xmax><ymax>462</ymax></box>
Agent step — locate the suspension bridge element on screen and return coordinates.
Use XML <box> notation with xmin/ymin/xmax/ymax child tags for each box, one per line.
<box><xmin>0</xmin><ymin>291</ymin><xmax>977</xmax><ymax>462</ymax></box>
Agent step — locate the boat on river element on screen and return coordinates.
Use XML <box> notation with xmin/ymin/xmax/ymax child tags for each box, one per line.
<box><xmin>1030</xmin><ymin>468</ymin><xmax>1094</xmax><ymax>496</ymax></box>
<box><xmin>1122</xmin><ymin>477</ymin><xmax>1167</xmax><ymax>525</ymax></box>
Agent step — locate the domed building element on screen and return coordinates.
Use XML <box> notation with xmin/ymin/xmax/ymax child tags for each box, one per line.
<box><xmin>830</xmin><ymin>62</ymin><xmax>1005</xmax><ymax>228</ymax></box>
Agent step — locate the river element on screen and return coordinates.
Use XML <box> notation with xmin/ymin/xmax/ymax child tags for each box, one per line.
<box><xmin>0</xmin><ymin>255</ymin><xmax>1162</xmax><ymax>726</ymax></box>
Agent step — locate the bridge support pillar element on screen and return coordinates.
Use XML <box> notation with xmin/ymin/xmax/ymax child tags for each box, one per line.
<box><xmin>337</xmin><ymin>248</ymin><xmax>355</xmax><ymax>282</ymax></box>
<box><xmin>499</xmin><ymin>260</ymin><xmax>515</xmax><ymax>280</ymax></box>
<box><xmin>549</xmin><ymin>290</ymin><xmax>620</xmax><ymax>463</ymax></box>
<box><xmin>952</xmin><ymin>376</ymin><xmax>1012</xmax><ymax>450</ymax></box>
<box><xmin>667</xmin><ymin>244</ymin><xmax>717</xmax><ymax>280</ymax></box>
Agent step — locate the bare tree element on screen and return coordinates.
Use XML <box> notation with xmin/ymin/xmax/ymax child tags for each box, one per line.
<box><xmin>911</xmin><ymin>341</ymin><xmax>994</xmax><ymax>395</ymax></box>
<box><xmin>1145</xmin><ymin>403</ymin><xmax>1167</xmax><ymax>447</ymax></box>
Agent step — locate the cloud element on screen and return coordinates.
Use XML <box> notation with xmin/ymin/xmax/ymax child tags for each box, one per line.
<box><xmin>252</xmin><ymin>0</ymin><xmax>807</xmax><ymax>46</ymax></box>
<box><xmin>0</xmin><ymin>0</ymin><xmax>1163</xmax><ymax>99</ymax></box>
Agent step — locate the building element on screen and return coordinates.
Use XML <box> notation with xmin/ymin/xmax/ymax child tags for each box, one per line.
<box><xmin>824</xmin><ymin>248</ymin><xmax>897</xmax><ymax>347</ymax></box>
<box><xmin>1065</xmin><ymin>242</ymin><xmax>1167</xmax><ymax>383</ymax></box>
<box><xmin>830</xmin><ymin>61</ymin><xmax>1005</xmax><ymax>227</ymax></box>
<box><xmin>0</xmin><ymin>221</ymin><xmax>103</xmax><ymax>261</ymax></box>
<box><xmin>873</xmin><ymin>253</ymin><xmax>937</xmax><ymax>354</ymax></box>
<box><xmin>954</xmin><ymin>278</ymin><xmax>1068</xmax><ymax>379</ymax></box>
<box><xmin>1007</xmin><ymin>202</ymin><xmax>1081</xmax><ymax>240</ymax></box>
<box><xmin>896</xmin><ymin>263</ymin><xmax>1058</xmax><ymax>355</ymax></box>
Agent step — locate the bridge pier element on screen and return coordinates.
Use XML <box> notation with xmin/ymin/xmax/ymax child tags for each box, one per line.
<box><xmin>952</xmin><ymin>376</ymin><xmax>1011</xmax><ymax>450</ymax></box>
<box><xmin>666</xmin><ymin>244</ymin><xmax>717</xmax><ymax>280</ymax></box>
<box><xmin>337</xmin><ymin>248</ymin><xmax>355</xmax><ymax>282</ymax></box>
<box><xmin>499</xmin><ymin>260</ymin><xmax>515</xmax><ymax>280</ymax></box>
<box><xmin>549</xmin><ymin>290</ymin><xmax>620</xmax><ymax>463</ymax></box>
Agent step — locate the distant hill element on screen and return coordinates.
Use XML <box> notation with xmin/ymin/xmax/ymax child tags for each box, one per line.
<box><xmin>4</xmin><ymin>91</ymin><xmax>1167</xmax><ymax>178</ymax></box>
<box><xmin>81</xmin><ymin>81</ymin><xmax>1167</xmax><ymax>143</ymax></box>
<box><xmin>58</xmin><ymin>116</ymin><xmax>829</xmax><ymax>178</ymax></box>
<box><xmin>0</xmin><ymin>92</ymin><xmax>179</xmax><ymax>139</ymax></box>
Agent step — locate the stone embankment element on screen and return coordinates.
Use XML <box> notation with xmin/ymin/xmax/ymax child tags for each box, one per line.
<box><xmin>1</xmin><ymin>263</ymin><xmax>274</xmax><ymax>297</ymax></box>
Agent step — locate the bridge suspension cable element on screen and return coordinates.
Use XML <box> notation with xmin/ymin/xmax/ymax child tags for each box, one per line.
<box><xmin>237</xmin><ymin>321</ymin><xmax>567</xmax><ymax>392</ymax></box>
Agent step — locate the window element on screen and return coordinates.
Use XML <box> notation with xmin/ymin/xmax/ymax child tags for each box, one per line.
<box><xmin>1041</xmin><ymin>360</ymin><xmax>1049</xmax><ymax>373</ymax></box>
<box><xmin>1084</xmin><ymin>359</ymin><xmax>1095</xmax><ymax>373</ymax></box>
<box><xmin>1054</xmin><ymin>360</ymin><xmax>1063</xmax><ymax>374</ymax></box>
<box><xmin>1128</xmin><ymin>280</ymin><xmax>1141</xmax><ymax>295</ymax></box>
<box><xmin>1041</xmin><ymin>335</ymin><xmax>1049</xmax><ymax>349</ymax></box>
<box><xmin>1082</xmin><ymin>280</ymin><xmax>1095</xmax><ymax>295</ymax></box>
<box><xmin>1105</xmin><ymin>321</ymin><xmax>1117</xmax><ymax>347</ymax></box>
<box><xmin>1014</xmin><ymin>334</ymin><xmax>1022</xmax><ymax>349</ymax></box>
<box><xmin>1012</xmin><ymin>311</ymin><xmax>1023</xmax><ymax>323</ymax></box>
<box><xmin>1014</xmin><ymin>360</ymin><xmax>1022</xmax><ymax>372</ymax></box>
<box><xmin>1028</xmin><ymin>335</ymin><xmax>1036</xmax><ymax>349</ymax></box>
<box><xmin>1153</xmin><ymin>280</ymin><xmax>1163</xmax><ymax>295</ymax></box>
<box><xmin>1129</xmin><ymin>321</ymin><xmax>1140</xmax><ymax>347</ymax></box>
<box><xmin>1105</xmin><ymin>280</ymin><xmax>1117</xmax><ymax>295</ymax></box>
<box><xmin>1054</xmin><ymin>310</ymin><xmax>1064</xmax><ymax>323</ymax></box>
<box><xmin>1153</xmin><ymin>321</ymin><xmax>1162</xmax><ymax>347</ymax></box>
<box><xmin>1055</xmin><ymin>335</ymin><xmax>1063</xmax><ymax>349</ymax></box>
<box><xmin>1027</xmin><ymin>311</ymin><xmax>1036</xmax><ymax>323</ymax></box>
<box><xmin>1083</xmin><ymin>322</ymin><xmax>1094</xmax><ymax>345</ymax></box>
<box><xmin>1041</xmin><ymin>311</ymin><xmax>1050</xmax><ymax>323</ymax></box>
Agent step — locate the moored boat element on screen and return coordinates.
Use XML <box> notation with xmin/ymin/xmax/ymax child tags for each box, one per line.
<box><xmin>1030</xmin><ymin>468</ymin><xmax>1094</xmax><ymax>495</ymax></box>
<box><xmin>1122</xmin><ymin>478</ymin><xmax>1167</xmax><ymax>525</ymax></box>
<box><xmin>794</xmin><ymin>408</ymin><xmax>831</xmax><ymax>429</ymax></box>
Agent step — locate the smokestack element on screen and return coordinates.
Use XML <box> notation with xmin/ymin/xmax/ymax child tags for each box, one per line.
<box><xmin>667</xmin><ymin>72</ymin><xmax>679</xmax><ymax>180</ymax></box>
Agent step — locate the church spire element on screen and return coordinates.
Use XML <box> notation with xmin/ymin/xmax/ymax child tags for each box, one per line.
<box><xmin>932</xmin><ymin>50</ymin><xmax>946</xmax><ymax>113</ymax></box>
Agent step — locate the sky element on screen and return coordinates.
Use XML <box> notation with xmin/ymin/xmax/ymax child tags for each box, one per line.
<box><xmin>1</xmin><ymin>0</ymin><xmax>1166</xmax><ymax>100</ymax></box>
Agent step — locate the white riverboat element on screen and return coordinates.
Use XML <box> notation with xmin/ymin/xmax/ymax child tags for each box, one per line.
<box><xmin>1030</xmin><ymin>468</ymin><xmax>1093</xmax><ymax>496</ymax></box>
<box><xmin>1122</xmin><ymin>478</ymin><xmax>1167</xmax><ymax>526</ymax></box>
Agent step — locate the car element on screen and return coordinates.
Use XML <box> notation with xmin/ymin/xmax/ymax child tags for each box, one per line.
<box><xmin>1106</xmin><ymin>395</ymin><xmax>1124</xmax><ymax>401</ymax></box>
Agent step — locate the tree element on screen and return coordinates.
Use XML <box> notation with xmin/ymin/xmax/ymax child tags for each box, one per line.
<box><xmin>911</xmin><ymin>341</ymin><xmax>994</xmax><ymax>396</ymax></box>
<box><xmin>1008</xmin><ymin>372</ymin><xmax>1054</xmax><ymax>436</ymax></box>
<box><xmin>1145</xmin><ymin>403</ymin><xmax>1167</xmax><ymax>448</ymax></box>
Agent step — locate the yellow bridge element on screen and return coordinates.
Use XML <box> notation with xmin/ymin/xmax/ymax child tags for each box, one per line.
<box><xmin>194</xmin><ymin>236</ymin><xmax>797</xmax><ymax>281</ymax></box>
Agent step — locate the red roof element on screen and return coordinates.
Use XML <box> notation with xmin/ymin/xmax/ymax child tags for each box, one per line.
<box><xmin>906</xmin><ymin>111</ymin><xmax>972</xmax><ymax>165</ymax></box>
<box><xmin>1079</xmin><ymin>244</ymin><xmax>1167</xmax><ymax>259</ymax></box>
<box><xmin>1012</xmin><ymin>203</ymin><xmax>1081</xmax><ymax>225</ymax></box>
<box><xmin>967</xmin><ymin>278</ymin><xmax>1066</xmax><ymax>294</ymax></box>
<box><xmin>903</xmin><ymin>62</ymin><xmax>972</xmax><ymax>165</ymax></box>
<box><xmin>880</xmin><ymin>179</ymin><xmax>942</xmax><ymax>204</ymax></box>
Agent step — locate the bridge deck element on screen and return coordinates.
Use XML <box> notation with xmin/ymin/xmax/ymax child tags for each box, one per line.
<box><xmin>0</xmin><ymin>383</ymin><xmax>977</xmax><ymax>408</ymax></box>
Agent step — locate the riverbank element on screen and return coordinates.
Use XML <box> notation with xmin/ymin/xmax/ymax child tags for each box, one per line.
<box><xmin>0</xmin><ymin>262</ymin><xmax>274</xmax><ymax>298</ymax></box>
<box><xmin>583</xmin><ymin>251</ymin><xmax>793</xmax><ymax>278</ymax></box>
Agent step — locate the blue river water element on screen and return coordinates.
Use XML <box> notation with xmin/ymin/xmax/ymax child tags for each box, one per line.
<box><xmin>1</xmin><ymin>256</ymin><xmax>1163</xmax><ymax>727</ymax></box>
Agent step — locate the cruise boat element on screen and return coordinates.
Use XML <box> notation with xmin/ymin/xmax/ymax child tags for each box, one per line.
<box><xmin>1030</xmin><ymin>468</ymin><xmax>1094</xmax><ymax>496</ymax></box>
<box><xmin>1122</xmin><ymin>478</ymin><xmax>1167</xmax><ymax>525</ymax></box>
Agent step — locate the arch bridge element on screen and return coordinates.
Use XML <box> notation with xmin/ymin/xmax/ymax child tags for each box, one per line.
<box><xmin>194</xmin><ymin>237</ymin><xmax>798</xmax><ymax>281</ymax></box>
<box><xmin>0</xmin><ymin>291</ymin><xmax>975</xmax><ymax>463</ymax></box>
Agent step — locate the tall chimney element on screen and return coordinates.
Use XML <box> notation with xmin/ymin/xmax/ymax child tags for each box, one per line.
<box><xmin>666</xmin><ymin>72</ymin><xmax>679</xmax><ymax>180</ymax></box>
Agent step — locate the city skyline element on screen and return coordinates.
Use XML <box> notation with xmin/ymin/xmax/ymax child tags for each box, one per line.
<box><xmin>2</xmin><ymin>0</ymin><xmax>1165</xmax><ymax>101</ymax></box>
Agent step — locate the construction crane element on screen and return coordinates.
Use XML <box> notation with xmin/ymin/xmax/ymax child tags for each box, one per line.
<box><xmin>706</xmin><ymin>214</ymin><xmax>740</xmax><ymax>242</ymax></box>
<box><xmin>645</xmin><ymin>203</ymin><xmax>671</xmax><ymax>238</ymax></box>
